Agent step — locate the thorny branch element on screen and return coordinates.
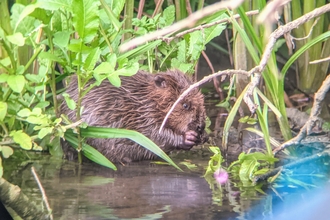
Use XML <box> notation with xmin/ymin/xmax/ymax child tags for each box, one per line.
<box><xmin>159</xmin><ymin>3</ymin><xmax>330</xmax><ymax>133</ymax></box>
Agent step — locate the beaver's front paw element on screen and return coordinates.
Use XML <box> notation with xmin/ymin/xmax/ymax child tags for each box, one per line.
<box><xmin>180</xmin><ymin>130</ymin><xmax>199</xmax><ymax>150</ymax></box>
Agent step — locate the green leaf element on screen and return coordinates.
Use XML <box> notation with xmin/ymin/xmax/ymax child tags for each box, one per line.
<box><xmin>64</xmin><ymin>131</ymin><xmax>117</xmax><ymax>170</ymax></box>
<box><xmin>37</xmin><ymin>0</ymin><xmax>73</xmax><ymax>11</ymax></box>
<box><xmin>80</xmin><ymin>126</ymin><xmax>182</xmax><ymax>171</ymax></box>
<box><xmin>188</xmin><ymin>31</ymin><xmax>204</xmax><ymax>61</ymax></box>
<box><xmin>0</xmin><ymin>102</ymin><xmax>7</xmax><ymax>122</ymax></box>
<box><xmin>84</xmin><ymin>47</ymin><xmax>101</xmax><ymax>71</ymax></box>
<box><xmin>113</xmin><ymin>62</ymin><xmax>139</xmax><ymax>76</ymax></box>
<box><xmin>107</xmin><ymin>74</ymin><xmax>121</xmax><ymax>87</ymax></box>
<box><xmin>10</xmin><ymin>130</ymin><xmax>32</xmax><ymax>150</ymax></box>
<box><xmin>72</xmin><ymin>0</ymin><xmax>100</xmax><ymax>43</ymax></box>
<box><xmin>39</xmin><ymin>51</ymin><xmax>63</xmax><ymax>63</ymax></box>
<box><xmin>38</xmin><ymin>127</ymin><xmax>53</xmax><ymax>139</ymax></box>
<box><xmin>94</xmin><ymin>62</ymin><xmax>115</xmax><ymax>74</ymax></box>
<box><xmin>53</xmin><ymin>31</ymin><xmax>72</xmax><ymax>48</ymax></box>
<box><xmin>7</xmin><ymin>75</ymin><xmax>25</xmax><ymax>93</ymax></box>
<box><xmin>239</xmin><ymin>159</ymin><xmax>259</xmax><ymax>183</ymax></box>
<box><xmin>62</xmin><ymin>93</ymin><xmax>76</xmax><ymax>110</ymax></box>
<box><xmin>17</xmin><ymin>108</ymin><xmax>31</xmax><ymax>117</ymax></box>
<box><xmin>0</xmin><ymin>74</ymin><xmax>9</xmax><ymax>83</ymax></box>
<box><xmin>14</xmin><ymin>3</ymin><xmax>40</xmax><ymax>32</ymax></box>
<box><xmin>6</xmin><ymin>32</ymin><xmax>25</xmax><ymax>46</ymax></box>
<box><xmin>1</xmin><ymin>146</ymin><xmax>14</xmax><ymax>158</ymax></box>
<box><xmin>163</xmin><ymin>5</ymin><xmax>175</xmax><ymax>26</ymax></box>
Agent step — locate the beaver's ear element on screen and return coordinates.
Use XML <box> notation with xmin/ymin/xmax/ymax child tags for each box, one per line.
<box><xmin>154</xmin><ymin>75</ymin><xmax>167</xmax><ymax>88</ymax></box>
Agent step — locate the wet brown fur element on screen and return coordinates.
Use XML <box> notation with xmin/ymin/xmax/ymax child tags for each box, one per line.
<box><xmin>61</xmin><ymin>70</ymin><xmax>207</xmax><ymax>163</ymax></box>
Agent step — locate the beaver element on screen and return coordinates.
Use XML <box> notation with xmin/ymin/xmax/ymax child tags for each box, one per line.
<box><xmin>60</xmin><ymin>70</ymin><xmax>207</xmax><ymax>163</ymax></box>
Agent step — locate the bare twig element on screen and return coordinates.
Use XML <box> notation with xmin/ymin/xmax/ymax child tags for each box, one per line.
<box><xmin>31</xmin><ymin>167</ymin><xmax>53</xmax><ymax>220</ymax></box>
<box><xmin>273</xmin><ymin>74</ymin><xmax>330</xmax><ymax>154</ymax></box>
<box><xmin>161</xmin><ymin>10</ymin><xmax>259</xmax><ymax>43</ymax></box>
<box><xmin>119</xmin><ymin>0</ymin><xmax>245</xmax><ymax>52</ymax></box>
<box><xmin>310</xmin><ymin>55</ymin><xmax>330</xmax><ymax>64</ymax></box>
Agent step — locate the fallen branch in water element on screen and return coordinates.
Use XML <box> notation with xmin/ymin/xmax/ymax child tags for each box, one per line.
<box><xmin>273</xmin><ymin>74</ymin><xmax>330</xmax><ymax>154</ymax></box>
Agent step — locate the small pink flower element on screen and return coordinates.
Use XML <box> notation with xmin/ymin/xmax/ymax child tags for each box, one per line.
<box><xmin>214</xmin><ymin>168</ymin><xmax>229</xmax><ymax>184</ymax></box>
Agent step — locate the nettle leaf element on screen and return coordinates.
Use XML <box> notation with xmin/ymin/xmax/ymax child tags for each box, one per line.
<box><xmin>163</xmin><ymin>5</ymin><xmax>175</xmax><ymax>26</ymax></box>
<box><xmin>188</xmin><ymin>31</ymin><xmax>204</xmax><ymax>61</ymax></box>
<box><xmin>1</xmin><ymin>146</ymin><xmax>14</xmax><ymax>158</ymax></box>
<box><xmin>0</xmin><ymin>102</ymin><xmax>8</xmax><ymax>122</ymax></box>
<box><xmin>6</xmin><ymin>32</ymin><xmax>25</xmax><ymax>46</ymax></box>
<box><xmin>38</xmin><ymin>0</ymin><xmax>73</xmax><ymax>11</ymax></box>
<box><xmin>110</xmin><ymin>0</ymin><xmax>125</xmax><ymax>18</ymax></box>
<box><xmin>10</xmin><ymin>130</ymin><xmax>32</xmax><ymax>150</ymax></box>
<box><xmin>53</xmin><ymin>31</ymin><xmax>72</xmax><ymax>48</ymax></box>
<box><xmin>72</xmin><ymin>0</ymin><xmax>100</xmax><ymax>43</ymax></box>
<box><xmin>7</xmin><ymin>75</ymin><xmax>25</xmax><ymax>93</ymax></box>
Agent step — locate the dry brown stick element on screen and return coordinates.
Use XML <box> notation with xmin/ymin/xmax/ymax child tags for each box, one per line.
<box><xmin>162</xmin><ymin>10</ymin><xmax>259</xmax><ymax>43</ymax></box>
<box><xmin>119</xmin><ymin>0</ymin><xmax>245</xmax><ymax>52</ymax></box>
<box><xmin>31</xmin><ymin>167</ymin><xmax>53</xmax><ymax>220</ymax></box>
<box><xmin>273</xmin><ymin>74</ymin><xmax>330</xmax><ymax>154</ymax></box>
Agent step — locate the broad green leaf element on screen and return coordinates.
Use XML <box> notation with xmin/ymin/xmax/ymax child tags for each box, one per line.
<box><xmin>26</xmin><ymin>115</ymin><xmax>44</xmax><ymax>124</ymax></box>
<box><xmin>64</xmin><ymin>131</ymin><xmax>117</xmax><ymax>170</ymax></box>
<box><xmin>80</xmin><ymin>126</ymin><xmax>182</xmax><ymax>171</ymax></box>
<box><xmin>38</xmin><ymin>0</ymin><xmax>73</xmax><ymax>11</ymax></box>
<box><xmin>38</xmin><ymin>127</ymin><xmax>53</xmax><ymax>139</ymax></box>
<box><xmin>10</xmin><ymin>3</ymin><xmax>38</xmax><ymax>36</ymax></box>
<box><xmin>53</xmin><ymin>31</ymin><xmax>72</xmax><ymax>48</ymax></box>
<box><xmin>72</xmin><ymin>0</ymin><xmax>100</xmax><ymax>43</ymax></box>
<box><xmin>239</xmin><ymin>159</ymin><xmax>260</xmax><ymax>183</ymax></box>
<box><xmin>107</xmin><ymin>74</ymin><xmax>121</xmax><ymax>87</ymax></box>
<box><xmin>14</xmin><ymin>3</ymin><xmax>40</xmax><ymax>32</ymax></box>
<box><xmin>84</xmin><ymin>47</ymin><xmax>101</xmax><ymax>71</ymax></box>
<box><xmin>38</xmin><ymin>51</ymin><xmax>63</xmax><ymax>63</ymax></box>
<box><xmin>113</xmin><ymin>62</ymin><xmax>139</xmax><ymax>76</ymax></box>
<box><xmin>204</xmin><ymin>22</ymin><xmax>226</xmax><ymax>45</ymax></box>
<box><xmin>10</xmin><ymin>130</ymin><xmax>32</xmax><ymax>150</ymax></box>
<box><xmin>0</xmin><ymin>74</ymin><xmax>9</xmax><ymax>83</ymax></box>
<box><xmin>17</xmin><ymin>108</ymin><xmax>31</xmax><ymax>117</ymax></box>
<box><xmin>1</xmin><ymin>146</ymin><xmax>14</xmax><ymax>158</ymax></box>
<box><xmin>6</xmin><ymin>32</ymin><xmax>25</xmax><ymax>46</ymax></box>
<box><xmin>7</xmin><ymin>75</ymin><xmax>25</xmax><ymax>93</ymax></box>
<box><xmin>32</xmin><ymin>107</ymin><xmax>42</xmax><ymax>115</ymax></box>
<box><xmin>0</xmin><ymin>102</ymin><xmax>7</xmax><ymax>122</ymax></box>
<box><xmin>35</xmin><ymin>101</ymin><xmax>50</xmax><ymax>108</ymax></box>
<box><xmin>94</xmin><ymin>62</ymin><xmax>115</xmax><ymax>74</ymax></box>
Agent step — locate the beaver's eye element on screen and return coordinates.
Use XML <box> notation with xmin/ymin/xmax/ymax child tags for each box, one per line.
<box><xmin>183</xmin><ymin>103</ymin><xmax>190</xmax><ymax>110</ymax></box>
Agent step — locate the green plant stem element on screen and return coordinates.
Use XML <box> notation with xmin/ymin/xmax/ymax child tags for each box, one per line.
<box><xmin>123</xmin><ymin>0</ymin><xmax>134</xmax><ymax>41</ymax></box>
<box><xmin>0</xmin><ymin>39</ymin><xmax>16</xmax><ymax>71</ymax></box>
<box><xmin>76</xmin><ymin>71</ymin><xmax>83</xmax><ymax>164</ymax></box>
<box><xmin>45</xmin><ymin>29</ymin><xmax>59</xmax><ymax>117</ymax></box>
<box><xmin>23</xmin><ymin>45</ymin><xmax>44</xmax><ymax>75</ymax></box>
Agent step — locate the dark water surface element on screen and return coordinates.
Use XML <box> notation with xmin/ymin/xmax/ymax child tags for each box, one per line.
<box><xmin>4</xmin><ymin>152</ymin><xmax>330</xmax><ymax>220</ymax></box>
